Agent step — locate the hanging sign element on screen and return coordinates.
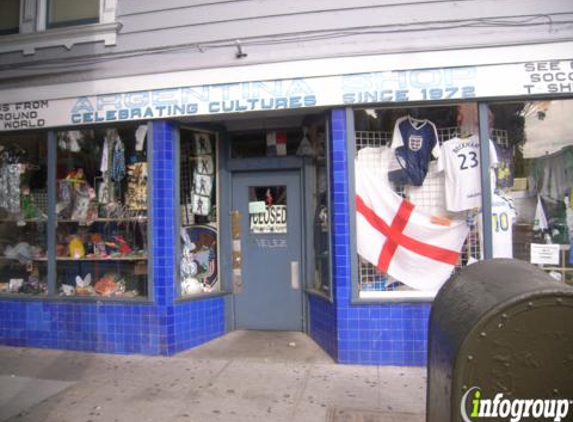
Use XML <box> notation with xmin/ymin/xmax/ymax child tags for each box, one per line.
<box><xmin>250</xmin><ymin>205</ymin><xmax>287</xmax><ymax>234</ymax></box>
<box><xmin>530</xmin><ymin>243</ymin><xmax>560</xmax><ymax>265</ymax></box>
<box><xmin>248</xmin><ymin>201</ymin><xmax>266</xmax><ymax>214</ymax></box>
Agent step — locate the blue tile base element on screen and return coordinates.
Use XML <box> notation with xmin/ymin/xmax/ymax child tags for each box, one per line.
<box><xmin>308</xmin><ymin>295</ymin><xmax>337</xmax><ymax>360</ymax></box>
<box><xmin>0</xmin><ymin>114</ymin><xmax>431</xmax><ymax>365</ymax></box>
<box><xmin>329</xmin><ymin>109</ymin><xmax>429</xmax><ymax>366</ymax></box>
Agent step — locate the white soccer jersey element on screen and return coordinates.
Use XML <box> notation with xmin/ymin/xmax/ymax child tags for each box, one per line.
<box><xmin>437</xmin><ymin>135</ymin><xmax>498</xmax><ymax>212</ymax></box>
<box><xmin>479</xmin><ymin>193</ymin><xmax>516</xmax><ymax>258</ymax></box>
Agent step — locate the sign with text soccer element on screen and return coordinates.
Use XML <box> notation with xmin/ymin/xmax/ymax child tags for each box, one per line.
<box><xmin>1</xmin><ymin>59</ymin><xmax>572</xmax><ymax>131</ymax></box>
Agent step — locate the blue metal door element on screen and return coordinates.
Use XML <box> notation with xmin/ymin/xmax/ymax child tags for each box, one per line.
<box><xmin>232</xmin><ymin>170</ymin><xmax>303</xmax><ymax>331</ymax></box>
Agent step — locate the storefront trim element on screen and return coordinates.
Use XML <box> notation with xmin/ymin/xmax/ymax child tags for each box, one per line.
<box><xmin>2</xmin><ymin>56</ymin><xmax>573</xmax><ymax>132</ymax></box>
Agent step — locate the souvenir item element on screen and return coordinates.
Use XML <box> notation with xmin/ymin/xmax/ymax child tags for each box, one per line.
<box><xmin>61</xmin><ymin>284</ymin><xmax>75</xmax><ymax>296</ymax></box>
<box><xmin>111</xmin><ymin>138</ymin><xmax>126</xmax><ymax>182</ymax></box>
<box><xmin>75</xmin><ymin>273</ymin><xmax>94</xmax><ymax>296</ymax></box>
<box><xmin>181</xmin><ymin>225</ymin><xmax>218</xmax><ymax>291</ymax></box>
<box><xmin>266</xmin><ymin>131</ymin><xmax>287</xmax><ymax>156</ymax></box>
<box><xmin>195</xmin><ymin>155</ymin><xmax>214</xmax><ymax>175</ymax></box>
<box><xmin>390</xmin><ymin>116</ymin><xmax>440</xmax><ymax>186</ymax></box>
<box><xmin>4</xmin><ymin>242</ymin><xmax>33</xmax><ymax>264</ymax></box>
<box><xmin>437</xmin><ymin>135</ymin><xmax>498</xmax><ymax>212</ymax></box>
<box><xmin>68</xmin><ymin>236</ymin><xmax>85</xmax><ymax>259</ymax></box>
<box><xmin>8</xmin><ymin>278</ymin><xmax>24</xmax><ymax>293</ymax></box>
<box><xmin>193</xmin><ymin>133</ymin><xmax>212</xmax><ymax>155</ymax></box>
<box><xmin>355</xmin><ymin>149</ymin><xmax>469</xmax><ymax>291</ymax></box>
<box><xmin>193</xmin><ymin>173</ymin><xmax>212</xmax><ymax>196</ymax></box>
<box><xmin>94</xmin><ymin>275</ymin><xmax>118</xmax><ymax>296</ymax></box>
<box><xmin>135</xmin><ymin>125</ymin><xmax>147</xmax><ymax>151</ymax></box>
<box><xmin>126</xmin><ymin>162</ymin><xmax>147</xmax><ymax>210</ymax></box>
<box><xmin>191</xmin><ymin>193</ymin><xmax>210</xmax><ymax>216</ymax></box>
<box><xmin>296</xmin><ymin>127</ymin><xmax>314</xmax><ymax>156</ymax></box>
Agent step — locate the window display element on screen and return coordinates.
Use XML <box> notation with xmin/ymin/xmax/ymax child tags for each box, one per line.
<box><xmin>354</xmin><ymin>105</ymin><xmax>500</xmax><ymax>298</ymax></box>
<box><xmin>179</xmin><ymin>129</ymin><xmax>219</xmax><ymax>297</ymax></box>
<box><xmin>55</xmin><ymin>126</ymin><xmax>148</xmax><ymax>298</ymax></box>
<box><xmin>0</xmin><ymin>134</ymin><xmax>48</xmax><ymax>295</ymax></box>
<box><xmin>489</xmin><ymin>100</ymin><xmax>573</xmax><ymax>285</ymax></box>
<box><xmin>308</xmin><ymin>123</ymin><xmax>331</xmax><ymax>296</ymax></box>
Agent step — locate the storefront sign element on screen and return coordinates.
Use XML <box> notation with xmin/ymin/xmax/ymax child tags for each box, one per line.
<box><xmin>1</xmin><ymin>59</ymin><xmax>572</xmax><ymax>131</ymax></box>
<box><xmin>530</xmin><ymin>243</ymin><xmax>560</xmax><ymax>265</ymax></box>
<box><xmin>250</xmin><ymin>205</ymin><xmax>287</xmax><ymax>234</ymax></box>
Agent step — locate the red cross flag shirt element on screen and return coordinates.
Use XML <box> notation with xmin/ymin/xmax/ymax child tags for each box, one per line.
<box><xmin>355</xmin><ymin>157</ymin><xmax>469</xmax><ymax>291</ymax></box>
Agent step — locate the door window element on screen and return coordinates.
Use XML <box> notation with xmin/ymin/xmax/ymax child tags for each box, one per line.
<box><xmin>248</xmin><ymin>185</ymin><xmax>287</xmax><ymax>234</ymax></box>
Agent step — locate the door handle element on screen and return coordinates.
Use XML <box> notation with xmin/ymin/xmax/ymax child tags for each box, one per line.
<box><xmin>291</xmin><ymin>261</ymin><xmax>300</xmax><ymax>290</ymax></box>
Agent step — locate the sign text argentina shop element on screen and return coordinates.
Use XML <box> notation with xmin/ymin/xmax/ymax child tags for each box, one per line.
<box><xmin>1</xmin><ymin>59</ymin><xmax>573</xmax><ymax>131</ymax></box>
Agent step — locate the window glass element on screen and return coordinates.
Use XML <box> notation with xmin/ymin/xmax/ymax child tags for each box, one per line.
<box><xmin>230</xmin><ymin>130</ymin><xmax>302</xmax><ymax>158</ymax></box>
<box><xmin>0</xmin><ymin>0</ymin><xmax>20</xmax><ymax>35</ymax></box>
<box><xmin>248</xmin><ymin>186</ymin><xmax>287</xmax><ymax>234</ymax></box>
<box><xmin>55</xmin><ymin>125</ymin><xmax>148</xmax><ymax>298</ymax></box>
<box><xmin>179</xmin><ymin>129</ymin><xmax>219</xmax><ymax>297</ymax></box>
<box><xmin>0</xmin><ymin>133</ymin><xmax>48</xmax><ymax>296</ymax></box>
<box><xmin>309</xmin><ymin>124</ymin><xmax>331</xmax><ymax>295</ymax></box>
<box><xmin>48</xmin><ymin>0</ymin><xmax>99</xmax><ymax>28</ymax></box>
<box><xmin>353</xmin><ymin>105</ymin><xmax>499</xmax><ymax>299</ymax></box>
<box><xmin>489</xmin><ymin>100</ymin><xmax>573</xmax><ymax>285</ymax></box>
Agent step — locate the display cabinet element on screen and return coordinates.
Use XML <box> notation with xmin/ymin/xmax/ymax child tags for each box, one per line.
<box><xmin>54</xmin><ymin>125</ymin><xmax>149</xmax><ymax>298</ymax></box>
<box><xmin>0</xmin><ymin>133</ymin><xmax>48</xmax><ymax>295</ymax></box>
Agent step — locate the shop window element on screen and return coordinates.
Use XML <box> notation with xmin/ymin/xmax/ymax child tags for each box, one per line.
<box><xmin>311</xmin><ymin>124</ymin><xmax>331</xmax><ymax>295</ymax></box>
<box><xmin>55</xmin><ymin>125</ymin><xmax>149</xmax><ymax>298</ymax></box>
<box><xmin>230</xmin><ymin>129</ymin><xmax>304</xmax><ymax>158</ymax></box>
<box><xmin>47</xmin><ymin>0</ymin><xmax>99</xmax><ymax>28</ymax></box>
<box><xmin>0</xmin><ymin>133</ymin><xmax>48</xmax><ymax>295</ymax></box>
<box><xmin>488</xmin><ymin>100</ymin><xmax>573</xmax><ymax>285</ymax></box>
<box><xmin>353</xmin><ymin>105</ymin><xmax>501</xmax><ymax>300</ymax></box>
<box><xmin>179</xmin><ymin>128</ymin><xmax>219</xmax><ymax>297</ymax></box>
<box><xmin>0</xmin><ymin>0</ymin><xmax>20</xmax><ymax>35</ymax></box>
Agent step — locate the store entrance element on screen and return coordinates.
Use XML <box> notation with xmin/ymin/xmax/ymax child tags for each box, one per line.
<box><xmin>231</xmin><ymin>170</ymin><xmax>304</xmax><ymax>331</ymax></box>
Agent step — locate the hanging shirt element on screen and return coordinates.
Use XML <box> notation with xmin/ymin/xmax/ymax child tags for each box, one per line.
<box><xmin>390</xmin><ymin>116</ymin><xmax>440</xmax><ymax>186</ymax></box>
<box><xmin>437</xmin><ymin>135</ymin><xmax>498</xmax><ymax>212</ymax></box>
<box><xmin>479</xmin><ymin>193</ymin><xmax>517</xmax><ymax>258</ymax></box>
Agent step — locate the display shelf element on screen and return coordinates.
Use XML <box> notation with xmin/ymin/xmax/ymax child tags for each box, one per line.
<box><xmin>0</xmin><ymin>257</ymin><xmax>47</xmax><ymax>261</ymax></box>
<box><xmin>57</xmin><ymin>217</ymin><xmax>147</xmax><ymax>223</ymax></box>
<box><xmin>55</xmin><ymin>255</ymin><xmax>147</xmax><ymax>261</ymax></box>
<box><xmin>0</xmin><ymin>218</ymin><xmax>47</xmax><ymax>223</ymax></box>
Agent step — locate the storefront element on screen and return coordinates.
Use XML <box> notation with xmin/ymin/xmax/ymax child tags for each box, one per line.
<box><xmin>1</xmin><ymin>56</ymin><xmax>572</xmax><ymax>363</ymax></box>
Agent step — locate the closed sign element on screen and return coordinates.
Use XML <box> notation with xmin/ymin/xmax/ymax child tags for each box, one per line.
<box><xmin>250</xmin><ymin>205</ymin><xmax>287</xmax><ymax>233</ymax></box>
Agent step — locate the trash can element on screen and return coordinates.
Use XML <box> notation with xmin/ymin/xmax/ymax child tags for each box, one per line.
<box><xmin>427</xmin><ymin>259</ymin><xmax>573</xmax><ymax>422</ymax></box>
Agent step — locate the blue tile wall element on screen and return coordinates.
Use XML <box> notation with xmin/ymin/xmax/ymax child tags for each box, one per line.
<box><xmin>0</xmin><ymin>120</ymin><xmax>225</xmax><ymax>356</ymax></box>
<box><xmin>308</xmin><ymin>295</ymin><xmax>337</xmax><ymax>359</ymax></box>
<box><xmin>329</xmin><ymin>109</ymin><xmax>431</xmax><ymax>366</ymax></box>
<box><xmin>173</xmin><ymin>297</ymin><xmax>225</xmax><ymax>354</ymax></box>
<box><xmin>0</xmin><ymin>301</ymin><xmax>162</xmax><ymax>354</ymax></box>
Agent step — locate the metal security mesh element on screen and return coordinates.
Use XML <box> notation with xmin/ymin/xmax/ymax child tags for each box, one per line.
<box><xmin>355</xmin><ymin>127</ymin><xmax>508</xmax><ymax>292</ymax></box>
<box><xmin>180</xmin><ymin>137</ymin><xmax>195</xmax><ymax>226</ymax></box>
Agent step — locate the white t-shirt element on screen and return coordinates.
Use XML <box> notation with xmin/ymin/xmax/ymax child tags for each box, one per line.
<box><xmin>437</xmin><ymin>135</ymin><xmax>498</xmax><ymax>212</ymax></box>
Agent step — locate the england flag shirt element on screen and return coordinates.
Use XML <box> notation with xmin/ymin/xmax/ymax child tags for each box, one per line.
<box><xmin>437</xmin><ymin>135</ymin><xmax>498</xmax><ymax>212</ymax></box>
<box><xmin>391</xmin><ymin>116</ymin><xmax>440</xmax><ymax>186</ymax></box>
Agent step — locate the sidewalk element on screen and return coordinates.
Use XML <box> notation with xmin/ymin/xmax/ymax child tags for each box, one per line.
<box><xmin>0</xmin><ymin>331</ymin><xmax>426</xmax><ymax>422</ymax></box>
